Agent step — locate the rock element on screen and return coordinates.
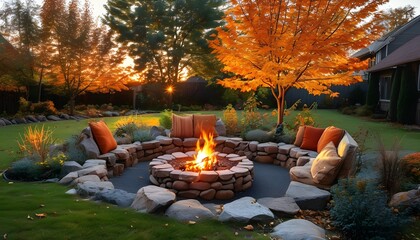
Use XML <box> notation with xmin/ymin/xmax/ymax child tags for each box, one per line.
<box><xmin>178</xmin><ymin>190</ymin><xmax>200</xmax><ymax>198</ymax></box>
<box><xmin>102</xmin><ymin>111</ymin><xmax>114</xmax><ymax>117</ymax></box>
<box><xmin>14</xmin><ymin>117</ymin><xmax>27</xmax><ymax>124</ymax></box>
<box><xmin>79</xmin><ymin>135</ymin><xmax>100</xmax><ymax>159</ymax></box>
<box><xmin>285</xmin><ymin>181</ymin><xmax>331</xmax><ymax>210</ymax></box>
<box><xmin>215</xmin><ymin>190</ymin><xmax>234</xmax><ymax>200</ymax></box>
<box><xmin>59</xmin><ymin>171</ymin><xmax>78</xmax><ymax>185</ymax></box>
<box><xmin>150</xmin><ymin>126</ymin><xmax>166</xmax><ymax>138</ymax></box>
<box><xmin>61</xmin><ymin>161</ymin><xmax>83</xmax><ymax>176</ymax></box>
<box><xmin>0</xmin><ymin>119</ymin><xmax>6</xmax><ymax>126</ymax></box>
<box><xmin>165</xmin><ymin>199</ymin><xmax>215</xmax><ymax>222</ymax></box>
<box><xmin>36</xmin><ymin>115</ymin><xmax>48</xmax><ymax>122</ymax></box>
<box><xmin>59</xmin><ymin>113</ymin><xmax>70</xmax><ymax>120</ymax></box>
<box><xmin>155</xmin><ymin>135</ymin><xmax>173</xmax><ymax>145</ymax></box>
<box><xmin>47</xmin><ymin>115</ymin><xmax>61</xmax><ymax>121</ymax></box>
<box><xmin>95</xmin><ymin>189</ymin><xmax>136</xmax><ymax>207</ymax></box>
<box><xmin>219</xmin><ymin>196</ymin><xmax>274</xmax><ymax>222</ymax></box>
<box><xmin>65</xmin><ymin>189</ymin><xmax>77</xmax><ymax>195</ymax></box>
<box><xmin>389</xmin><ymin>188</ymin><xmax>420</xmax><ymax>208</ymax></box>
<box><xmin>77</xmin><ymin>165</ymin><xmax>108</xmax><ymax>178</ymax></box>
<box><xmin>2</xmin><ymin>118</ymin><xmax>12</xmax><ymax>125</ymax></box>
<box><xmin>131</xmin><ymin>186</ymin><xmax>176</xmax><ymax>213</ymax></box>
<box><xmin>172</xmin><ymin>180</ymin><xmax>189</xmax><ymax>191</ymax></box>
<box><xmin>257</xmin><ymin>197</ymin><xmax>300</xmax><ymax>215</ymax></box>
<box><xmin>215</xmin><ymin>119</ymin><xmax>227</xmax><ymax>136</ymax></box>
<box><xmin>257</xmin><ymin>142</ymin><xmax>278</xmax><ymax>154</ymax></box>
<box><xmin>82</xmin><ymin>159</ymin><xmax>106</xmax><ymax>168</ymax></box>
<box><xmin>271</xmin><ymin>219</ymin><xmax>326</xmax><ymax>240</ymax></box>
<box><xmin>77</xmin><ymin>181</ymin><xmax>114</xmax><ymax>197</ymax></box>
<box><xmin>200</xmin><ymin>189</ymin><xmax>217</xmax><ymax>200</ymax></box>
<box><xmin>254</xmin><ymin>155</ymin><xmax>274</xmax><ymax>164</ymax></box>
<box><xmin>26</xmin><ymin>115</ymin><xmax>39</xmax><ymax>122</ymax></box>
<box><xmin>72</xmin><ymin>175</ymin><xmax>101</xmax><ymax>185</ymax></box>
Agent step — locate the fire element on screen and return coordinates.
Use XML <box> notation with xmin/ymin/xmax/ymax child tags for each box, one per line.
<box><xmin>185</xmin><ymin>131</ymin><xmax>218</xmax><ymax>171</ymax></box>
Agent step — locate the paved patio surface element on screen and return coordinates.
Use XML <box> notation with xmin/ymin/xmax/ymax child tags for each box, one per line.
<box><xmin>110</xmin><ymin>161</ymin><xmax>291</xmax><ymax>204</ymax></box>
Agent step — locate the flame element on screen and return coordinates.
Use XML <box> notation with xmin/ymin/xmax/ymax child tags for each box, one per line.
<box><xmin>185</xmin><ymin>131</ymin><xmax>217</xmax><ymax>171</ymax></box>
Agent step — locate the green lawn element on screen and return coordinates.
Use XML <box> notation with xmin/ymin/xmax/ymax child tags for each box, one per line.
<box><xmin>0</xmin><ymin>109</ymin><xmax>419</xmax><ymax>239</ymax></box>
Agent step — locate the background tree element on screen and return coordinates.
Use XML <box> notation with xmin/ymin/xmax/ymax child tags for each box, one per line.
<box><xmin>374</xmin><ymin>5</ymin><xmax>416</xmax><ymax>34</ymax></box>
<box><xmin>210</xmin><ymin>0</ymin><xmax>386</xmax><ymax>127</ymax></box>
<box><xmin>41</xmin><ymin>0</ymin><xmax>130</xmax><ymax>115</ymax></box>
<box><xmin>104</xmin><ymin>0</ymin><xmax>225</xmax><ymax>85</ymax></box>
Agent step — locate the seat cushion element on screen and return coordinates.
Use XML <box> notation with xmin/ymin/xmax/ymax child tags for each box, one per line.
<box><xmin>336</xmin><ymin>132</ymin><xmax>358</xmax><ymax>178</ymax></box>
<box><xmin>300</xmin><ymin>126</ymin><xmax>325</xmax><ymax>151</ymax></box>
<box><xmin>171</xmin><ymin>114</ymin><xmax>194</xmax><ymax>138</ymax></box>
<box><xmin>89</xmin><ymin>120</ymin><xmax>117</xmax><ymax>154</ymax></box>
<box><xmin>293</xmin><ymin>126</ymin><xmax>306</xmax><ymax>147</ymax></box>
<box><xmin>317</xmin><ymin>126</ymin><xmax>344</xmax><ymax>153</ymax></box>
<box><xmin>310</xmin><ymin>142</ymin><xmax>342</xmax><ymax>185</ymax></box>
<box><xmin>193</xmin><ymin>114</ymin><xmax>217</xmax><ymax>138</ymax></box>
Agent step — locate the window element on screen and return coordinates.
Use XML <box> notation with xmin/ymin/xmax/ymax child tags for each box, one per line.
<box><xmin>379</xmin><ymin>74</ymin><xmax>392</xmax><ymax>100</ymax></box>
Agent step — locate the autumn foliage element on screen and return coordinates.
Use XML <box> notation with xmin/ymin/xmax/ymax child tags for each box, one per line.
<box><xmin>211</xmin><ymin>0</ymin><xmax>387</xmax><ymax>125</ymax></box>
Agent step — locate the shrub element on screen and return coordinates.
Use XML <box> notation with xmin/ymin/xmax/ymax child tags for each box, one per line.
<box><xmin>8</xmin><ymin>158</ymin><xmax>43</xmax><ymax>181</ymax></box>
<box><xmin>240</xmin><ymin>94</ymin><xmax>269</xmax><ymax>132</ymax></box>
<box><xmin>366</xmin><ymin>72</ymin><xmax>380</xmax><ymax>108</ymax></box>
<box><xmin>18</xmin><ymin>97</ymin><xmax>31</xmax><ymax>114</ymax></box>
<box><xmin>18</xmin><ymin>125</ymin><xmax>55</xmax><ymax>163</ymax></box>
<box><xmin>388</xmin><ymin>67</ymin><xmax>403</xmax><ymax>122</ymax></box>
<box><xmin>100</xmin><ymin>103</ymin><xmax>114</xmax><ymax>111</ymax></box>
<box><xmin>401</xmin><ymin>152</ymin><xmax>420</xmax><ymax>184</ymax></box>
<box><xmin>223</xmin><ymin>104</ymin><xmax>238</xmax><ymax>135</ymax></box>
<box><xmin>354</xmin><ymin>104</ymin><xmax>373</xmax><ymax>116</ymax></box>
<box><xmin>31</xmin><ymin>101</ymin><xmax>58</xmax><ymax>115</ymax></box>
<box><xmin>331</xmin><ymin>178</ymin><xmax>408</xmax><ymax>240</ymax></box>
<box><xmin>64</xmin><ymin>135</ymin><xmax>88</xmax><ymax>164</ymax></box>
<box><xmin>133</xmin><ymin>129</ymin><xmax>154</xmax><ymax>142</ymax></box>
<box><xmin>397</xmin><ymin>67</ymin><xmax>417</xmax><ymax>124</ymax></box>
<box><xmin>377</xmin><ymin>138</ymin><xmax>404</xmax><ymax>196</ymax></box>
<box><xmin>159</xmin><ymin>109</ymin><xmax>172</xmax><ymax>129</ymax></box>
<box><xmin>244</xmin><ymin>129</ymin><xmax>272</xmax><ymax>142</ymax></box>
<box><xmin>340</xmin><ymin>106</ymin><xmax>356</xmax><ymax>115</ymax></box>
<box><xmin>285</xmin><ymin>102</ymin><xmax>317</xmax><ymax>132</ymax></box>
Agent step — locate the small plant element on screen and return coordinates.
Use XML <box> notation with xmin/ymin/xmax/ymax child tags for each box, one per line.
<box><xmin>401</xmin><ymin>152</ymin><xmax>420</xmax><ymax>184</ymax></box>
<box><xmin>159</xmin><ymin>109</ymin><xmax>172</xmax><ymax>129</ymax></box>
<box><xmin>351</xmin><ymin>127</ymin><xmax>371</xmax><ymax>176</ymax></box>
<box><xmin>31</xmin><ymin>100</ymin><xmax>58</xmax><ymax>115</ymax></box>
<box><xmin>355</xmin><ymin>104</ymin><xmax>373</xmax><ymax>117</ymax></box>
<box><xmin>331</xmin><ymin>178</ymin><xmax>408</xmax><ymax>240</ymax></box>
<box><xmin>377</xmin><ymin>137</ymin><xmax>404</xmax><ymax>197</ymax></box>
<box><xmin>285</xmin><ymin>102</ymin><xmax>317</xmax><ymax>132</ymax></box>
<box><xmin>240</xmin><ymin>94</ymin><xmax>269</xmax><ymax>132</ymax></box>
<box><xmin>223</xmin><ymin>104</ymin><xmax>238</xmax><ymax>135</ymax></box>
<box><xmin>133</xmin><ymin>129</ymin><xmax>154</xmax><ymax>142</ymax></box>
<box><xmin>18</xmin><ymin>125</ymin><xmax>55</xmax><ymax>163</ymax></box>
<box><xmin>8</xmin><ymin>158</ymin><xmax>43</xmax><ymax>180</ymax></box>
<box><xmin>18</xmin><ymin>97</ymin><xmax>31</xmax><ymax>115</ymax></box>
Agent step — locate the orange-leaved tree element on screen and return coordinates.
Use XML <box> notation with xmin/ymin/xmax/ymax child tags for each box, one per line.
<box><xmin>210</xmin><ymin>0</ymin><xmax>386</xmax><ymax>127</ymax></box>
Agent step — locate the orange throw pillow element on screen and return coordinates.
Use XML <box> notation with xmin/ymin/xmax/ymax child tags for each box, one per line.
<box><xmin>193</xmin><ymin>114</ymin><xmax>217</xmax><ymax>138</ymax></box>
<box><xmin>171</xmin><ymin>114</ymin><xmax>194</xmax><ymax>138</ymax></box>
<box><xmin>317</xmin><ymin>126</ymin><xmax>345</xmax><ymax>153</ymax></box>
<box><xmin>294</xmin><ymin>125</ymin><xmax>306</xmax><ymax>147</ymax></box>
<box><xmin>89</xmin><ymin>120</ymin><xmax>117</xmax><ymax>154</ymax></box>
<box><xmin>300</xmin><ymin>126</ymin><xmax>325</xmax><ymax>151</ymax></box>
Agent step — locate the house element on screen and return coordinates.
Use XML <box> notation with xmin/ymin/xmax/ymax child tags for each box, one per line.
<box><xmin>352</xmin><ymin>15</ymin><xmax>420</xmax><ymax>125</ymax></box>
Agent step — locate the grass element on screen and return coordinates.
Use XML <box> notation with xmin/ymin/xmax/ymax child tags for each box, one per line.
<box><xmin>0</xmin><ymin>109</ymin><xmax>419</xmax><ymax>239</ymax></box>
<box><xmin>0</xmin><ymin>181</ymin><xmax>267</xmax><ymax>240</ymax></box>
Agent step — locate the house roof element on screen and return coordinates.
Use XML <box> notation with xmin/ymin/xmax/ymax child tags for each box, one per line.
<box><xmin>352</xmin><ymin>15</ymin><xmax>420</xmax><ymax>59</ymax></box>
<box><xmin>368</xmin><ymin>35</ymin><xmax>420</xmax><ymax>72</ymax></box>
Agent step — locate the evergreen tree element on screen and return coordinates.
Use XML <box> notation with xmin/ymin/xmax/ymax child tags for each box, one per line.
<box><xmin>366</xmin><ymin>72</ymin><xmax>380</xmax><ymax>108</ymax></box>
<box><xmin>104</xmin><ymin>0</ymin><xmax>225</xmax><ymax>85</ymax></box>
<box><xmin>397</xmin><ymin>67</ymin><xmax>417</xmax><ymax>124</ymax></box>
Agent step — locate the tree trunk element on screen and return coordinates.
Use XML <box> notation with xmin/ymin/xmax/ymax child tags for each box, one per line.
<box><xmin>68</xmin><ymin>97</ymin><xmax>75</xmax><ymax>116</ymax></box>
<box><xmin>37</xmin><ymin>68</ymin><xmax>44</xmax><ymax>103</ymax></box>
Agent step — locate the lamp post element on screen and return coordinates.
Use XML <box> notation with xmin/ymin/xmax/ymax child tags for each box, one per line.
<box><xmin>166</xmin><ymin>85</ymin><xmax>174</xmax><ymax>109</ymax></box>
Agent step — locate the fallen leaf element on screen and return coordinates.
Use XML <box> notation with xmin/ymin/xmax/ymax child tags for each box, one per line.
<box><xmin>164</xmin><ymin>223</ymin><xmax>169</xmax><ymax>227</ymax></box>
<box><xmin>243</xmin><ymin>225</ymin><xmax>254</xmax><ymax>231</ymax></box>
<box><xmin>3</xmin><ymin>233</ymin><xmax>7</xmax><ymax>239</ymax></box>
<box><xmin>35</xmin><ymin>213</ymin><xmax>47</xmax><ymax>218</ymax></box>
<box><xmin>8</xmin><ymin>182</ymin><xmax>13</xmax><ymax>184</ymax></box>
<box><xmin>27</xmin><ymin>215</ymin><xmax>33</xmax><ymax>220</ymax></box>
<box><xmin>234</xmin><ymin>232</ymin><xmax>238</xmax><ymax>236</ymax></box>
<box><xmin>188</xmin><ymin>221</ymin><xmax>196</xmax><ymax>225</ymax></box>
<box><xmin>40</xmin><ymin>204</ymin><xmax>45</xmax><ymax>208</ymax></box>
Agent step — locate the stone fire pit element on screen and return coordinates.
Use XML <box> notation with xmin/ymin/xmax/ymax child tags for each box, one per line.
<box><xmin>149</xmin><ymin>152</ymin><xmax>254</xmax><ymax>200</ymax></box>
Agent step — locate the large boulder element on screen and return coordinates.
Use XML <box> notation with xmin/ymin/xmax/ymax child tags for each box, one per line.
<box><xmin>79</xmin><ymin>134</ymin><xmax>101</xmax><ymax>159</ymax></box>
<box><xmin>165</xmin><ymin>199</ymin><xmax>215</xmax><ymax>222</ymax></box>
<box><xmin>59</xmin><ymin>171</ymin><xmax>78</xmax><ymax>185</ymax></box>
<box><xmin>215</xmin><ymin>119</ymin><xmax>226</xmax><ymax>136</ymax></box>
<box><xmin>271</xmin><ymin>219</ymin><xmax>325</xmax><ymax>240</ymax></box>
<box><xmin>77</xmin><ymin>165</ymin><xmax>107</xmax><ymax>178</ymax></box>
<box><xmin>61</xmin><ymin>161</ymin><xmax>83</xmax><ymax>177</ymax></box>
<box><xmin>219</xmin><ymin>196</ymin><xmax>274</xmax><ymax>222</ymax></box>
<box><xmin>47</xmin><ymin>115</ymin><xmax>61</xmax><ymax>121</ymax></box>
<box><xmin>257</xmin><ymin>197</ymin><xmax>300</xmax><ymax>215</ymax></box>
<box><xmin>95</xmin><ymin>189</ymin><xmax>136</xmax><ymax>207</ymax></box>
<box><xmin>0</xmin><ymin>119</ymin><xmax>5</xmax><ymax>126</ymax></box>
<box><xmin>131</xmin><ymin>186</ymin><xmax>176</xmax><ymax>213</ymax></box>
<box><xmin>82</xmin><ymin>159</ymin><xmax>106</xmax><ymax>169</ymax></box>
<box><xmin>285</xmin><ymin>181</ymin><xmax>331</xmax><ymax>210</ymax></box>
<box><xmin>77</xmin><ymin>181</ymin><xmax>114</xmax><ymax>197</ymax></box>
<box><xmin>389</xmin><ymin>188</ymin><xmax>420</xmax><ymax>208</ymax></box>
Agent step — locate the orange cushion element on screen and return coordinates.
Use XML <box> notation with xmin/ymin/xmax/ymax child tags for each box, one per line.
<box><xmin>300</xmin><ymin>126</ymin><xmax>325</xmax><ymax>151</ymax></box>
<box><xmin>317</xmin><ymin>126</ymin><xmax>345</xmax><ymax>152</ymax></box>
<box><xmin>89</xmin><ymin>120</ymin><xmax>117</xmax><ymax>154</ymax></box>
<box><xmin>193</xmin><ymin>114</ymin><xmax>217</xmax><ymax>138</ymax></box>
<box><xmin>171</xmin><ymin>114</ymin><xmax>194</xmax><ymax>138</ymax></box>
<box><xmin>294</xmin><ymin>125</ymin><xmax>306</xmax><ymax>146</ymax></box>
